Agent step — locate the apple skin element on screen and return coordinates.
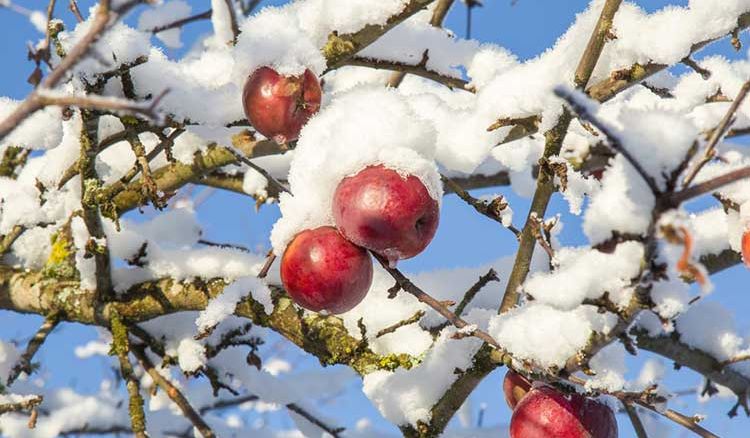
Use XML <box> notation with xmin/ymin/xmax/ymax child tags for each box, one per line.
<box><xmin>503</xmin><ymin>370</ymin><xmax>532</xmax><ymax>410</ymax></box>
<box><xmin>280</xmin><ymin>226</ymin><xmax>372</xmax><ymax>314</ymax></box>
<box><xmin>242</xmin><ymin>67</ymin><xmax>322</xmax><ymax>144</ymax></box>
<box><xmin>333</xmin><ymin>165</ymin><xmax>439</xmax><ymax>263</ymax></box>
<box><xmin>743</xmin><ymin>230</ymin><xmax>750</xmax><ymax>268</ymax></box>
<box><xmin>510</xmin><ymin>386</ymin><xmax>618</xmax><ymax>438</ymax></box>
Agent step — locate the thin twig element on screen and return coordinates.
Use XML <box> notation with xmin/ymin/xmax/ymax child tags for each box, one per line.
<box><xmin>286</xmin><ymin>403</ymin><xmax>345</xmax><ymax>438</ymax></box>
<box><xmin>6</xmin><ymin>314</ymin><xmax>60</xmax><ymax>387</ymax></box>
<box><xmin>431</xmin><ymin>268</ymin><xmax>498</xmax><ymax>332</ymax></box>
<box><xmin>68</xmin><ymin>0</ymin><xmax>83</xmax><ymax>22</ymax></box>
<box><xmin>441</xmin><ymin>175</ymin><xmax>520</xmax><ymax>237</ymax></box>
<box><xmin>346</xmin><ymin>55</ymin><xmax>472</xmax><ymax>91</ymax></box>
<box><xmin>373</xmin><ymin>253</ymin><xmax>503</xmax><ymax>349</ymax></box>
<box><xmin>375</xmin><ymin>310</ymin><xmax>426</xmax><ymax>338</ymax></box>
<box><xmin>149</xmin><ymin>10</ymin><xmax>212</xmax><ymax>34</ymax></box>
<box><xmin>36</xmin><ymin>88</ymin><xmax>168</xmax><ymax>122</ymax></box>
<box><xmin>257</xmin><ymin>252</ymin><xmax>276</xmax><ymax>279</ymax></box>
<box><xmin>683</xmin><ymin>79</ymin><xmax>750</xmax><ymax>186</ymax></box>
<box><xmin>0</xmin><ymin>0</ymin><xmax>145</xmax><ymax>142</ymax></box>
<box><xmin>386</xmin><ymin>0</ymin><xmax>455</xmax><ymax>88</ymax></box>
<box><xmin>0</xmin><ymin>225</ymin><xmax>25</xmax><ymax>256</ymax></box>
<box><xmin>670</xmin><ymin>165</ymin><xmax>750</xmax><ymax>205</ymax></box>
<box><xmin>223</xmin><ymin>146</ymin><xmax>290</xmax><ymax>194</ymax></box>
<box><xmin>624</xmin><ymin>403</ymin><xmax>649</xmax><ymax>438</ymax></box>
<box><xmin>131</xmin><ymin>344</ymin><xmax>216</xmax><ymax>438</ymax></box>
<box><xmin>554</xmin><ymin>86</ymin><xmax>660</xmax><ymax>195</ymax></box>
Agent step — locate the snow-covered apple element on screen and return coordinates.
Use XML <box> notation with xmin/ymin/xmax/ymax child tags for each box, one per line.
<box><xmin>280</xmin><ymin>226</ymin><xmax>372</xmax><ymax>314</ymax></box>
<box><xmin>242</xmin><ymin>66</ymin><xmax>322</xmax><ymax>144</ymax></box>
<box><xmin>743</xmin><ymin>230</ymin><xmax>750</xmax><ymax>268</ymax></box>
<box><xmin>503</xmin><ymin>370</ymin><xmax>532</xmax><ymax>410</ymax></box>
<box><xmin>510</xmin><ymin>386</ymin><xmax>617</xmax><ymax>438</ymax></box>
<box><xmin>333</xmin><ymin>165</ymin><xmax>439</xmax><ymax>263</ymax></box>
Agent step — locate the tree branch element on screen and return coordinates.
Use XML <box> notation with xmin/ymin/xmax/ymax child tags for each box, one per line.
<box><xmin>5</xmin><ymin>314</ymin><xmax>59</xmax><ymax>387</ymax></box>
<box><xmin>344</xmin><ymin>55</ymin><xmax>472</xmax><ymax>91</ymax></box>
<box><xmin>131</xmin><ymin>343</ymin><xmax>215</xmax><ymax>438</ymax></box>
<box><xmin>669</xmin><ymin>165</ymin><xmax>750</xmax><ymax>205</ymax></box>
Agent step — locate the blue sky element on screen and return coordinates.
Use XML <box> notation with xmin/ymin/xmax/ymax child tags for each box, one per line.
<box><xmin>2</xmin><ymin>1</ymin><xmax>750</xmax><ymax>437</ymax></box>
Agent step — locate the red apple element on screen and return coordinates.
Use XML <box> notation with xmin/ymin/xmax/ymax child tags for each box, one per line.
<box><xmin>242</xmin><ymin>66</ymin><xmax>322</xmax><ymax>144</ymax></box>
<box><xmin>333</xmin><ymin>165</ymin><xmax>439</xmax><ymax>264</ymax></box>
<box><xmin>280</xmin><ymin>226</ymin><xmax>372</xmax><ymax>314</ymax></box>
<box><xmin>510</xmin><ymin>387</ymin><xmax>617</xmax><ymax>438</ymax></box>
<box><xmin>503</xmin><ymin>370</ymin><xmax>532</xmax><ymax>410</ymax></box>
<box><xmin>743</xmin><ymin>230</ymin><xmax>750</xmax><ymax>268</ymax></box>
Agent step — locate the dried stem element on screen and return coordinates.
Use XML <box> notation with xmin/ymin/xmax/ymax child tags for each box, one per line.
<box><xmin>683</xmin><ymin>79</ymin><xmax>750</xmax><ymax>186</ymax></box>
<box><xmin>36</xmin><ymin>88</ymin><xmax>168</xmax><ymax>121</ymax></box>
<box><xmin>286</xmin><ymin>403</ymin><xmax>345</xmax><ymax>438</ymax></box>
<box><xmin>223</xmin><ymin>146</ymin><xmax>290</xmax><ymax>194</ymax></box>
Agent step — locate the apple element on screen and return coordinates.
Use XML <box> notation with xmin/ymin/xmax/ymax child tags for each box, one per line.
<box><xmin>743</xmin><ymin>230</ymin><xmax>750</xmax><ymax>268</ymax></box>
<box><xmin>333</xmin><ymin>165</ymin><xmax>439</xmax><ymax>264</ymax></box>
<box><xmin>280</xmin><ymin>226</ymin><xmax>372</xmax><ymax>314</ymax></box>
<box><xmin>510</xmin><ymin>386</ymin><xmax>617</xmax><ymax>438</ymax></box>
<box><xmin>242</xmin><ymin>66</ymin><xmax>322</xmax><ymax>144</ymax></box>
<box><xmin>503</xmin><ymin>370</ymin><xmax>532</xmax><ymax>410</ymax></box>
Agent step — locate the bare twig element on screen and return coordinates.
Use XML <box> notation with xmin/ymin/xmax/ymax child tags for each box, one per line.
<box><xmin>0</xmin><ymin>0</ymin><xmax>146</xmax><ymax>142</ymax></box>
<box><xmin>683</xmin><ymin>79</ymin><xmax>750</xmax><ymax>186</ymax></box>
<box><xmin>131</xmin><ymin>344</ymin><xmax>216</xmax><ymax>438</ymax></box>
<box><xmin>386</xmin><ymin>0</ymin><xmax>455</xmax><ymax>87</ymax></box>
<box><xmin>223</xmin><ymin>147</ymin><xmax>290</xmax><ymax>194</ymax></box>
<box><xmin>149</xmin><ymin>10</ymin><xmax>212</xmax><ymax>33</ymax></box>
<box><xmin>6</xmin><ymin>314</ymin><xmax>59</xmax><ymax>387</ymax></box>
<box><xmin>68</xmin><ymin>0</ymin><xmax>83</xmax><ymax>22</ymax></box>
<box><xmin>681</xmin><ymin>56</ymin><xmax>711</xmax><ymax>80</ymax></box>
<box><xmin>286</xmin><ymin>403</ymin><xmax>345</xmax><ymax>438</ymax></box>
<box><xmin>554</xmin><ymin>86</ymin><xmax>660</xmax><ymax>195</ymax></box>
<box><xmin>441</xmin><ymin>175</ymin><xmax>520</xmax><ymax>236</ymax></box>
<box><xmin>670</xmin><ymin>165</ymin><xmax>750</xmax><ymax>205</ymax></box>
<box><xmin>36</xmin><ymin>88</ymin><xmax>168</xmax><ymax>122</ymax></box>
<box><xmin>257</xmin><ymin>252</ymin><xmax>276</xmax><ymax>279</ymax></box>
<box><xmin>373</xmin><ymin>253</ymin><xmax>504</xmax><ymax>349</ymax></box>
<box><xmin>624</xmin><ymin>403</ymin><xmax>649</xmax><ymax>438</ymax></box>
<box><xmin>345</xmin><ymin>55</ymin><xmax>472</xmax><ymax>91</ymax></box>
<box><xmin>375</xmin><ymin>310</ymin><xmax>426</xmax><ymax>338</ymax></box>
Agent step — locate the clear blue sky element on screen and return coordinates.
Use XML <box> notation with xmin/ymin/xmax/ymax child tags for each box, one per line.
<box><xmin>1</xmin><ymin>1</ymin><xmax>749</xmax><ymax>437</ymax></box>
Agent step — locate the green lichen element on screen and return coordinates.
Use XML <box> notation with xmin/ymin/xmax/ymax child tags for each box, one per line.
<box><xmin>42</xmin><ymin>231</ymin><xmax>77</xmax><ymax>280</ymax></box>
<box><xmin>630</xmin><ymin>63</ymin><xmax>647</xmax><ymax>81</ymax></box>
<box><xmin>322</xmin><ymin>32</ymin><xmax>356</xmax><ymax>66</ymax></box>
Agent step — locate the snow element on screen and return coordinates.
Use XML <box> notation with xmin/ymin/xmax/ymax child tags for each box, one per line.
<box><xmin>196</xmin><ymin>276</ymin><xmax>273</xmax><ymax>334</ymax></box>
<box><xmin>488</xmin><ymin>303</ymin><xmax>618</xmax><ymax>369</ymax></box>
<box><xmin>177</xmin><ymin>337</ymin><xmax>206</xmax><ymax>373</ymax></box>
<box><xmin>523</xmin><ymin>241</ymin><xmax>644</xmax><ymax>310</ymax></box>
<box><xmin>676</xmin><ymin>301</ymin><xmax>750</xmax><ymax>371</ymax></box>
<box><xmin>0</xmin><ymin>98</ymin><xmax>63</xmax><ymax>150</ymax></box>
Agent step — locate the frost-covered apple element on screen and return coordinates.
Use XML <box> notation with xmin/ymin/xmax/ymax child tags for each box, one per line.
<box><xmin>333</xmin><ymin>165</ymin><xmax>439</xmax><ymax>264</ymax></box>
<box><xmin>743</xmin><ymin>230</ymin><xmax>750</xmax><ymax>268</ymax></box>
<box><xmin>242</xmin><ymin>67</ymin><xmax>322</xmax><ymax>144</ymax></box>
<box><xmin>280</xmin><ymin>226</ymin><xmax>372</xmax><ymax>314</ymax></box>
<box><xmin>510</xmin><ymin>386</ymin><xmax>617</xmax><ymax>438</ymax></box>
<box><xmin>503</xmin><ymin>370</ymin><xmax>532</xmax><ymax>410</ymax></box>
